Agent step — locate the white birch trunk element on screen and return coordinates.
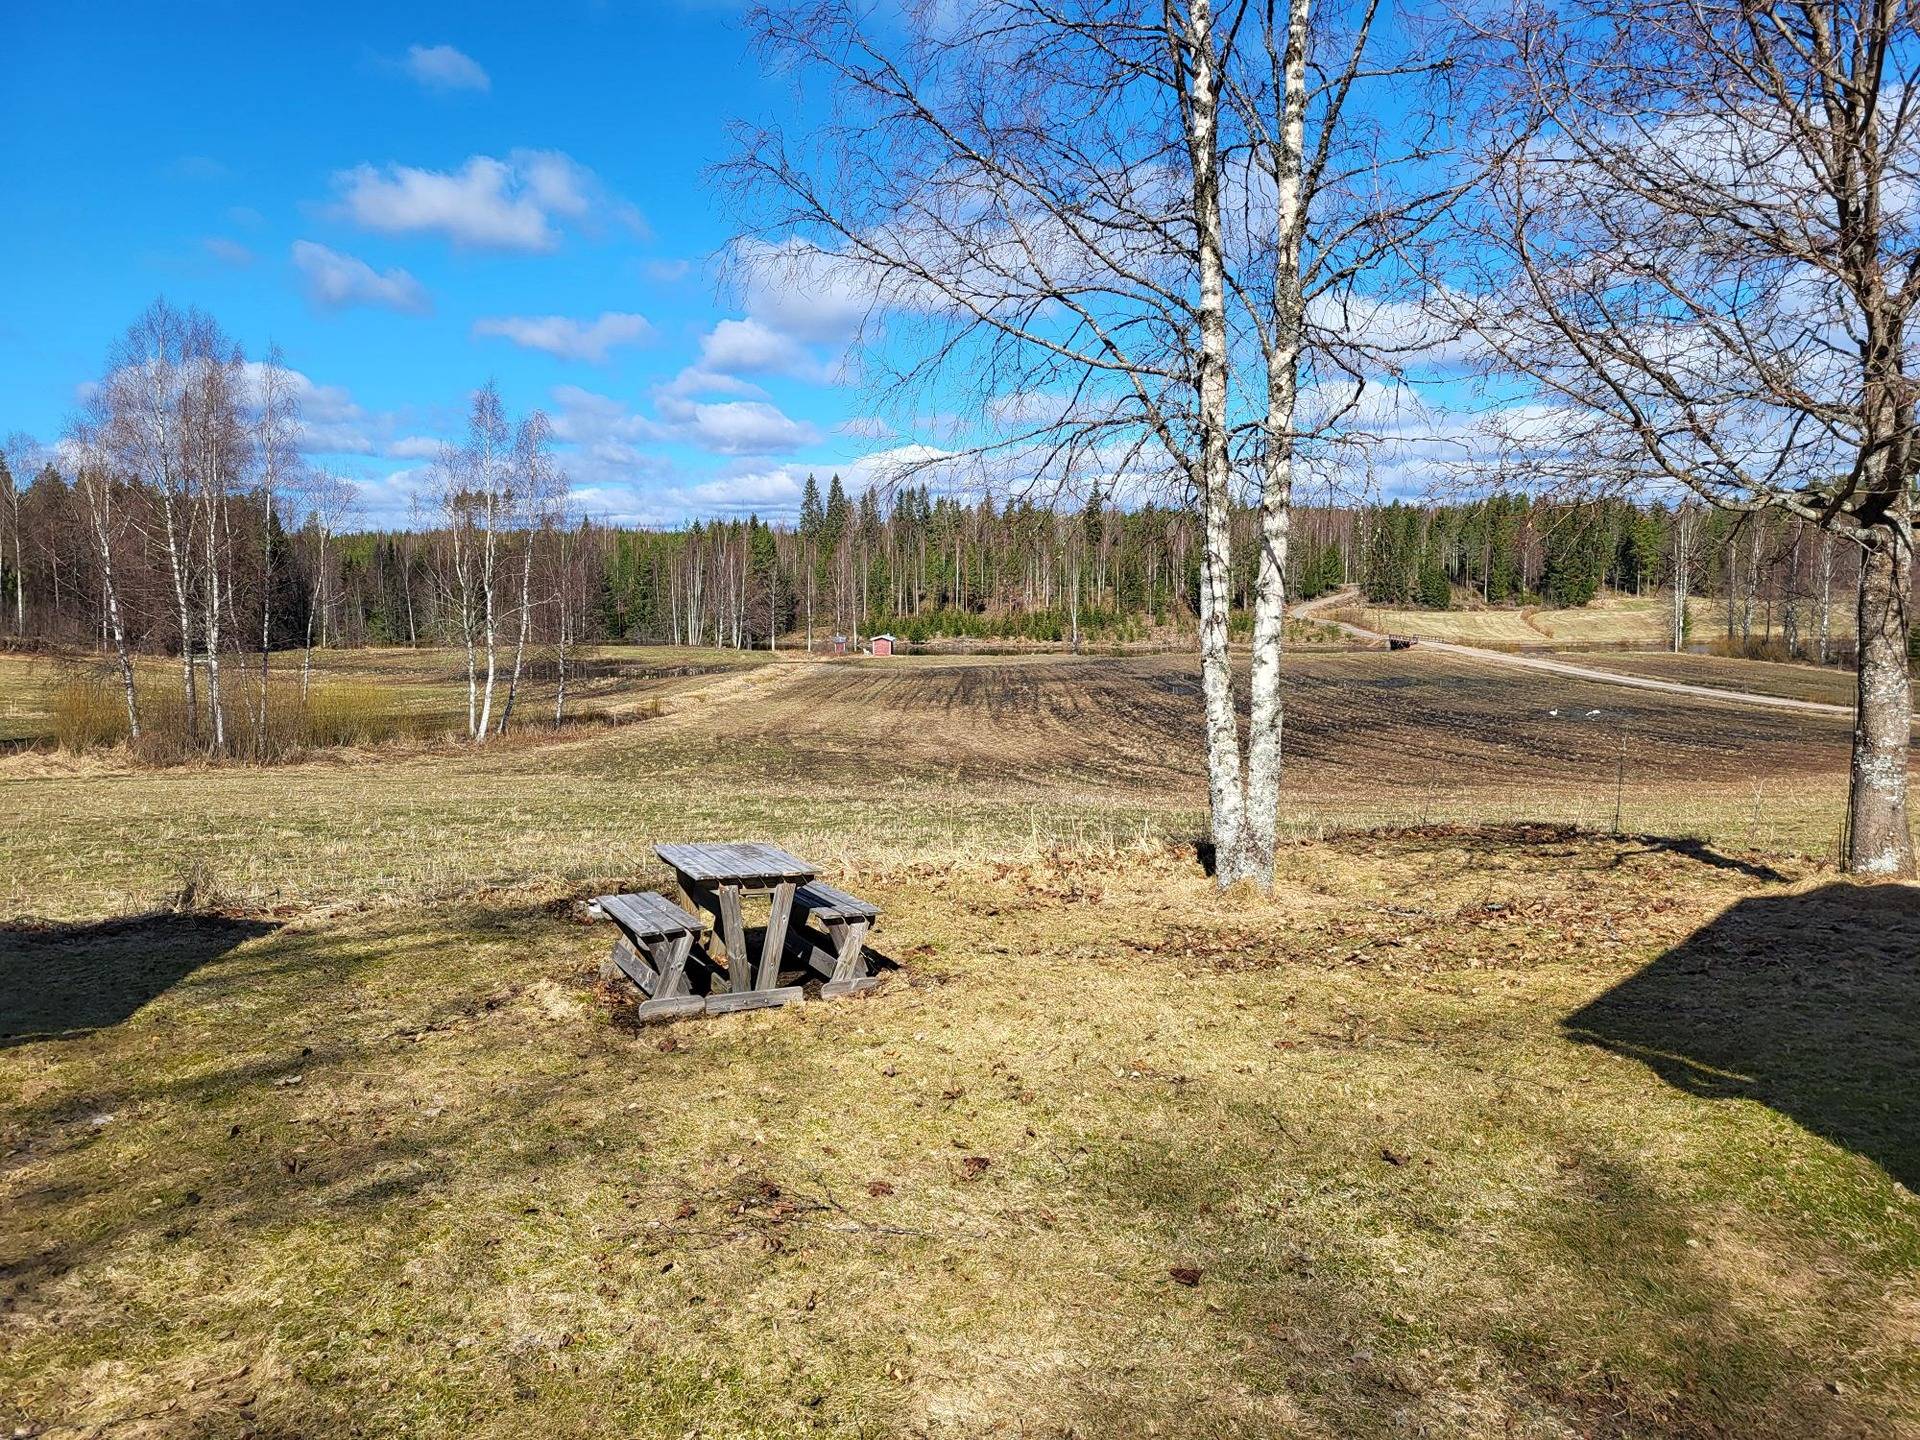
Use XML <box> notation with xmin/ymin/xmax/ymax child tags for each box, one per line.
<box><xmin>1183</xmin><ymin>0</ymin><xmax>1250</xmax><ymax>883</ymax></box>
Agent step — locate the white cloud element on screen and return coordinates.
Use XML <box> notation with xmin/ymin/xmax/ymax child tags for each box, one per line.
<box><xmin>292</xmin><ymin>241</ymin><xmax>431</xmax><ymax>314</ymax></box>
<box><xmin>663</xmin><ymin>446</ymin><xmax>951</xmax><ymax>519</ymax></box>
<box><xmin>644</xmin><ymin>258</ymin><xmax>692</xmax><ymax>283</ymax></box>
<box><xmin>656</xmin><ymin>395</ymin><xmax>821</xmax><ymax>455</ymax></box>
<box><xmin>660</xmin><ymin>366</ymin><xmax>767</xmax><ymax>401</ymax></box>
<box><xmin>696</xmin><ymin>317</ymin><xmax>822</xmax><ymax>379</ymax></box>
<box><xmin>204</xmin><ymin>236</ymin><xmax>254</xmax><ymax>268</ymax></box>
<box><xmin>560</xmin><ymin>384</ymin><xmax>802</xmax><ymax>457</ymax></box>
<box><xmin>234</xmin><ymin>361</ymin><xmax>452</xmax><ymax>470</ymax></box>
<box><xmin>328</xmin><ymin>149</ymin><xmax>642</xmax><ymax>252</ymax></box>
<box><xmin>472</xmin><ymin>311</ymin><xmax>654</xmax><ymax>363</ymax></box>
<box><xmin>403</xmin><ymin>43</ymin><xmax>490</xmax><ymax>93</ymax></box>
<box><xmin>677</xmin><ymin>468</ymin><xmax>808</xmax><ymax>513</ymax></box>
<box><xmin>667</xmin><ymin>238</ymin><xmax>879</xmax><ymax>396</ymax></box>
<box><xmin>732</xmin><ymin>237</ymin><xmax>876</xmax><ymax>343</ymax></box>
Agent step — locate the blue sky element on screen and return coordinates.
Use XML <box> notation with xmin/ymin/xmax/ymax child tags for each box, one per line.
<box><xmin>0</xmin><ymin>1</ymin><xmax>896</xmax><ymax>526</ymax></box>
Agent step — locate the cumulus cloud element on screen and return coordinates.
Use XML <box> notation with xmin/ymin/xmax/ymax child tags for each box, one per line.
<box><xmin>328</xmin><ymin>149</ymin><xmax>643</xmax><ymax>252</ymax></box>
<box><xmin>472</xmin><ymin>311</ymin><xmax>654</xmax><ymax>363</ymax></box>
<box><xmin>656</xmin><ymin>395</ymin><xmax>821</xmax><ymax>456</ymax></box>
<box><xmin>403</xmin><ymin>43</ymin><xmax>490</xmax><ymax>93</ymax></box>
<box><xmin>732</xmin><ymin>237</ymin><xmax>876</xmax><ymax>343</ymax></box>
<box><xmin>292</xmin><ymin>241</ymin><xmax>431</xmax><ymax>314</ymax></box>
<box><xmin>666</xmin><ymin>238</ymin><xmax>881</xmax><ymax>397</ymax></box>
<box><xmin>547</xmin><ymin>383</ymin><xmax>819</xmax><ymax>480</ymax></box>
<box><xmin>695</xmin><ymin>317</ymin><xmax>823</xmax><ymax>379</ymax></box>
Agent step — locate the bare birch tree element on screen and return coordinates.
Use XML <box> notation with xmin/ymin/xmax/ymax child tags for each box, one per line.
<box><xmin>429</xmin><ymin>382</ymin><xmax>513</xmax><ymax>742</ymax></box>
<box><xmin>63</xmin><ymin>417</ymin><xmax>142</xmax><ymax>737</ymax></box>
<box><xmin>498</xmin><ymin>409</ymin><xmax>563</xmax><ymax>736</ymax></box>
<box><xmin>105</xmin><ymin>301</ymin><xmax>203</xmax><ymax>742</ymax></box>
<box><xmin>181</xmin><ymin>315</ymin><xmax>246</xmax><ymax>753</ymax></box>
<box><xmin>1454</xmin><ymin>0</ymin><xmax>1919</xmax><ymax>876</ymax></box>
<box><xmin>297</xmin><ymin>468</ymin><xmax>358</xmax><ymax>699</ymax></box>
<box><xmin>731</xmin><ymin>0</ymin><xmax>1454</xmax><ymax>887</ymax></box>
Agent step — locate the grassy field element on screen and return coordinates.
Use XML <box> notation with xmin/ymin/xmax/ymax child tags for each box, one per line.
<box><xmin>3</xmin><ymin>647</ymin><xmax>1916</xmax><ymax>1437</ymax></box>
<box><xmin>1352</xmin><ymin>593</ymin><xmax>1858</xmax><ymax>652</ymax></box>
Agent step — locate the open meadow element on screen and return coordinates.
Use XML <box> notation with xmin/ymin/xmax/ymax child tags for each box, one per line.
<box><xmin>3</xmin><ymin>647</ymin><xmax>1917</xmax><ymax>1438</ymax></box>
<box><xmin>1349</xmin><ymin>594</ymin><xmax>1858</xmax><ymax>654</ymax></box>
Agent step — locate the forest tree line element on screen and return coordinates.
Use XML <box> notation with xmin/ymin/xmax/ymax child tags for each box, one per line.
<box><xmin>4</xmin><ymin>404</ymin><xmax>1899</xmax><ymax>688</ymax></box>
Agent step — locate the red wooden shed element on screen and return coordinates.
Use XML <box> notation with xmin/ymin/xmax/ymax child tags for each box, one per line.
<box><xmin>870</xmin><ymin>634</ymin><xmax>897</xmax><ymax>657</ymax></box>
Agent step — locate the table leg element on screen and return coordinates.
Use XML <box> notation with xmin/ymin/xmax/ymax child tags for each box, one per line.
<box><xmin>716</xmin><ymin>884</ymin><xmax>751</xmax><ymax>994</ymax></box>
<box><xmin>821</xmin><ymin>918</ymin><xmax>877</xmax><ymax>999</ymax></box>
<box><xmin>757</xmin><ymin>880</ymin><xmax>796</xmax><ymax>991</ymax></box>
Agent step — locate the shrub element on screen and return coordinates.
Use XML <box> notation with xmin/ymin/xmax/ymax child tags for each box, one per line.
<box><xmin>52</xmin><ymin>670</ymin><xmax>131</xmax><ymax>750</ymax></box>
<box><xmin>53</xmin><ymin>666</ymin><xmax>423</xmax><ymax>763</ymax></box>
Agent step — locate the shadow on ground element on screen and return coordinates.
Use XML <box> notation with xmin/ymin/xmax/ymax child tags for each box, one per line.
<box><xmin>0</xmin><ymin>913</ymin><xmax>279</xmax><ymax>1049</ymax></box>
<box><xmin>1565</xmin><ymin>881</ymin><xmax>1920</xmax><ymax>1188</ymax></box>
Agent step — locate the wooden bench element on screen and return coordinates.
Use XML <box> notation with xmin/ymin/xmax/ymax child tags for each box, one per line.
<box><xmin>790</xmin><ymin>882</ymin><xmax>881</xmax><ymax>998</ymax></box>
<box><xmin>586</xmin><ymin>892</ymin><xmax>708</xmax><ymax>1022</ymax></box>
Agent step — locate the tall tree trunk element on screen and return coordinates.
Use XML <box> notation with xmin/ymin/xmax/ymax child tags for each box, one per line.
<box><xmin>80</xmin><ymin>474</ymin><xmax>140</xmax><ymax>738</ymax></box>
<box><xmin>498</xmin><ymin>531</ymin><xmax>535</xmax><ymax>735</ymax></box>
<box><xmin>1671</xmin><ymin>510</ymin><xmax>1691</xmax><ymax>652</ymax></box>
<box><xmin>1241</xmin><ymin>0</ymin><xmax>1311</xmax><ymax>886</ymax></box>
<box><xmin>203</xmin><ymin>483</ymin><xmax>226</xmax><ymax>755</ymax></box>
<box><xmin>1846</xmin><ymin>515</ymin><xmax>1915</xmax><ymax>876</ymax></box>
<box><xmin>1183</xmin><ymin>0</ymin><xmax>1250</xmax><ymax>884</ymax></box>
<box><xmin>160</xmin><ymin>497</ymin><xmax>198</xmax><ymax>741</ymax></box>
<box><xmin>475</xmin><ymin>516</ymin><xmax>501</xmax><ymax>740</ymax></box>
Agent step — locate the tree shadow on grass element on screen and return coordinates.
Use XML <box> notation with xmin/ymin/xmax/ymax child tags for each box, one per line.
<box><xmin>0</xmin><ymin>913</ymin><xmax>279</xmax><ymax>1050</ymax></box>
<box><xmin>1564</xmin><ymin>881</ymin><xmax>1920</xmax><ymax>1189</ymax></box>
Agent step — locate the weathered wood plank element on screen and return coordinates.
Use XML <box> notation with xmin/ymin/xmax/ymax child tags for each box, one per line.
<box><xmin>650</xmin><ymin>931</ymin><xmax>695</xmax><ymax>1003</ymax></box>
<box><xmin>592</xmin><ymin>891</ymin><xmax>704</xmax><ymax>940</ymax></box>
<box><xmin>756</xmin><ymin>879</ymin><xmax>796</xmax><ymax>991</ymax></box>
<box><xmin>635</xmin><ymin>994</ymin><xmax>707</xmax><ymax>1022</ymax></box>
<box><xmin>716</xmin><ymin>884</ymin><xmax>751</xmax><ymax>995</ymax></box>
<box><xmin>656</xmin><ymin>841</ymin><xmax>816</xmax><ymax>885</ymax></box>
<box><xmin>605</xmin><ymin>936</ymin><xmax>660</xmax><ymax>994</ymax></box>
<box><xmin>794</xmin><ymin>881</ymin><xmax>880</xmax><ymax>923</ymax></box>
<box><xmin>703</xmin><ymin>985</ymin><xmax>805</xmax><ymax>1015</ymax></box>
<box><xmin>826</xmin><ymin>917</ymin><xmax>872</xmax><ymax>986</ymax></box>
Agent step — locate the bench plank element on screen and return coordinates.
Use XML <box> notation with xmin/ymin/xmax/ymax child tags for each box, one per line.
<box><xmin>794</xmin><ymin>882</ymin><xmax>879</xmax><ymax>923</ymax></box>
<box><xmin>590</xmin><ymin>891</ymin><xmax>705</xmax><ymax>941</ymax></box>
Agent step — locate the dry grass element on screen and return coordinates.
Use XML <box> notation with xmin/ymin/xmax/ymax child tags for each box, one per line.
<box><xmin>3</xmin><ymin>832</ymin><xmax>1916</xmax><ymax>1438</ymax></box>
<box><xmin>1558</xmin><ymin>651</ymin><xmax>1864</xmax><ymax>708</ymax></box>
<box><xmin>1358</xmin><ymin>594</ymin><xmax>1851</xmax><ymax>651</ymax></box>
<box><xmin>0</xmin><ymin>648</ymin><xmax>1888</xmax><ymax>920</ymax></box>
<box><xmin>2</xmin><ymin>650</ymin><xmax>1916</xmax><ymax>1437</ymax></box>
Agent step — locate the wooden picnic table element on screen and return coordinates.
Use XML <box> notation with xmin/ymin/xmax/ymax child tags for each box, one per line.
<box><xmin>655</xmin><ymin>842</ymin><xmax>816</xmax><ymax>1013</ymax></box>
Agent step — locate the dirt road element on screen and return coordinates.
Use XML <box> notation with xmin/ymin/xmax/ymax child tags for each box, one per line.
<box><xmin>1295</xmin><ymin>588</ymin><xmax>1869</xmax><ymax>721</ymax></box>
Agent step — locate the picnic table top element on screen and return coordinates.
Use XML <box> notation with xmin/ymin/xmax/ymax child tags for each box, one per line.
<box><xmin>655</xmin><ymin>841</ymin><xmax>817</xmax><ymax>885</ymax></box>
